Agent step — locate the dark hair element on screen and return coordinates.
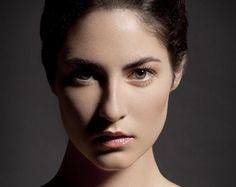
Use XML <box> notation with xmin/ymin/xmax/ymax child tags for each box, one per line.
<box><xmin>40</xmin><ymin>0</ymin><xmax>188</xmax><ymax>84</ymax></box>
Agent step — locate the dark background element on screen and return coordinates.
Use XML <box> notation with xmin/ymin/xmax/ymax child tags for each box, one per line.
<box><xmin>0</xmin><ymin>0</ymin><xmax>235</xmax><ymax>186</ymax></box>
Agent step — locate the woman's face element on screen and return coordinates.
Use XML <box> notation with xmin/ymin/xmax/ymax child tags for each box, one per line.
<box><xmin>53</xmin><ymin>9</ymin><xmax>181</xmax><ymax>170</ymax></box>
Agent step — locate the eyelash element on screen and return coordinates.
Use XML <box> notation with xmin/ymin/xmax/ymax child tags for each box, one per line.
<box><xmin>127</xmin><ymin>67</ymin><xmax>157</xmax><ymax>87</ymax></box>
<box><xmin>65</xmin><ymin>67</ymin><xmax>157</xmax><ymax>87</ymax></box>
<box><xmin>63</xmin><ymin>69</ymin><xmax>97</xmax><ymax>87</ymax></box>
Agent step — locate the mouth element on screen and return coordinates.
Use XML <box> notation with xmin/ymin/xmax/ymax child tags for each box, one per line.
<box><xmin>92</xmin><ymin>131</ymin><xmax>134</xmax><ymax>149</ymax></box>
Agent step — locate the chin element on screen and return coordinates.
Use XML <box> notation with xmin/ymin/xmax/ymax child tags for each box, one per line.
<box><xmin>91</xmin><ymin>151</ymin><xmax>136</xmax><ymax>171</ymax></box>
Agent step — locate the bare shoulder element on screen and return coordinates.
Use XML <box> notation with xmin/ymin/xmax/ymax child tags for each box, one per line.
<box><xmin>152</xmin><ymin>176</ymin><xmax>181</xmax><ymax>187</ymax></box>
<box><xmin>163</xmin><ymin>180</ymin><xmax>181</xmax><ymax>187</ymax></box>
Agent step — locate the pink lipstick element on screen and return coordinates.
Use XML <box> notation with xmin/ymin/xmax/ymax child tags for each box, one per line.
<box><xmin>92</xmin><ymin>132</ymin><xmax>134</xmax><ymax>149</ymax></box>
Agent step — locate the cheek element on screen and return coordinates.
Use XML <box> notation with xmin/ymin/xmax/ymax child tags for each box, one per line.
<box><xmin>58</xmin><ymin>86</ymin><xmax>101</xmax><ymax>129</ymax></box>
<box><xmin>128</xmin><ymin>83</ymin><xmax>171</xmax><ymax>136</ymax></box>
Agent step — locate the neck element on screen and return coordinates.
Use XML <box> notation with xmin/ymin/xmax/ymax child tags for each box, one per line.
<box><xmin>48</xmin><ymin>141</ymin><xmax>171</xmax><ymax>187</ymax></box>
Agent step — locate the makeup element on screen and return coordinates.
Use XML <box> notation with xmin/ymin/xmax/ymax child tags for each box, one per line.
<box><xmin>56</xmin><ymin>9</ymin><xmax>174</xmax><ymax>170</ymax></box>
<box><xmin>92</xmin><ymin>131</ymin><xmax>134</xmax><ymax>149</ymax></box>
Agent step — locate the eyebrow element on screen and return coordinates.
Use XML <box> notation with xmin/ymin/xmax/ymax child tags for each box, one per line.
<box><xmin>122</xmin><ymin>57</ymin><xmax>161</xmax><ymax>70</ymax></box>
<box><xmin>65</xmin><ymin>58</ymin><xmax>105</xmax><ymax>73</ymax></box>
<box><xmin>65</xmin><ymin>56</ymin><xmax>161</xmax><ymax>71</ymax></box>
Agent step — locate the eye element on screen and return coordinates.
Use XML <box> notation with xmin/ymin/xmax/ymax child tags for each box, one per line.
<box><xmin>129</xmin><ymin>68</ymin><xmax>156</xmax><ymax>80</ymax></box>
<box><xmin>64</xmin><ymin>69</ymin><xmax>97</xmax><ymax>87</ymax></box>
<box><xmin>76</xmin><ymin>71</ymin><xmax>94</xmax><ymax>81</ymax></box>
<box><xmin>132</xmin><ymin>69</ymin><xmax>149</xmax><ymax>80</ymax></box>
<box><xmin>127</xmin><ymin>67</ymin><xmax>157</xmax><ymax>87</ymax></box>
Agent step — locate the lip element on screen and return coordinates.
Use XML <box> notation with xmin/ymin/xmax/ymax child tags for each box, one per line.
<box><xmin>91</xmin><ymin>131</ymin><xmax>134</xmax><ymax>149</ymax></box>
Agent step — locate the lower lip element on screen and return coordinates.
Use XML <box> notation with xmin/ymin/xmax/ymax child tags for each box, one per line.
<box><xmin>94</xmin><ymin>136</ymin><xmax>134</xmax><ymax>149</ymax></box>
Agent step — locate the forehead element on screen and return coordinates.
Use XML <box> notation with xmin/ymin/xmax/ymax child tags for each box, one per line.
<box><xmin>63</xmin><ymin>9</ymin><xmax>169</xmax><ymax>67</ymax></box>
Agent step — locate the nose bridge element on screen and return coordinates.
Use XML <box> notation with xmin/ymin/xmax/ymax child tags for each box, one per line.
<box><xmin>99</xmin><ymin>76</ymin><xmax>126</xmax><ymax>122</ymax></box>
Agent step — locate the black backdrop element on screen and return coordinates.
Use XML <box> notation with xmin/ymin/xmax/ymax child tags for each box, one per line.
<box><xmin>0</xmin><ymin>0</ymin><xmax>235</xmax><ymax>186</ymax></box>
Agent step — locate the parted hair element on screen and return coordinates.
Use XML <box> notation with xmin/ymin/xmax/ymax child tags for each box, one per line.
<box><xmin>40</xmin><ymin>0</ymin><xmax>188</xmax><ymax>83</ymax></box>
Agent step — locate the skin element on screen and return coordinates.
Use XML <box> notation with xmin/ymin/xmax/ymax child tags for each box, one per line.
<box><xmin>49</xmin><ymin>9</ymin><xmax>183</xmax><ymax>187</ymax></box>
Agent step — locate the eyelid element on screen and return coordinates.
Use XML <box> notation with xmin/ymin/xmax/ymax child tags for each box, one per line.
<box><xmin>72</xmin><ymin>65</ymin><xmax>105</xmax><ymax>79</ymax></box>
<box><xmin>62</xmin><ymin>68</ymin><xmax>98</xmax><ymax>87</ymax></box>
<box><xmin>126</xmin><ymin>66</ymin><xmax>158</xmax><ymax>87</ymax></box>
<box><xmin>127</xmin><ymin>65</ymin><xmax>158</xmax><ymax>77</ymax></box>
<box><xmin>122</xmin><ymin>57</ymin><xmax>161</xmax><ymax>71</ymax></box>
<box><xmin>125</xmin><ymin>60</ymin><xmax>159</xmax><ymax>71</ymax></box>
<box><xmin>73</xmin><ymin>78</ymin><xmax>96</xmax><ymax>86</ymax></box>
<box><xmin>135</xmin><ymin>66</ymin><xmax>157</xmax><ymax>75</ymax></box>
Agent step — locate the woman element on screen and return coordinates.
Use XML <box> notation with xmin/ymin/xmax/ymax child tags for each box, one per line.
<box><xmin>40</xmin><ymin>0</ymin><xmax>188</xmax><ymax>186</ymax></box>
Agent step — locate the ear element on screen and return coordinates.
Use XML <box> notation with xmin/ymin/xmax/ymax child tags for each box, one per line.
<box><xmin>171</xmin><ymin>55</ymin><xmax>187</xmax><ymax>91</ymax></box>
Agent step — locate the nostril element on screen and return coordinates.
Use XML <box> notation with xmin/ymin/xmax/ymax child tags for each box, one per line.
<box><xmin>99</xmin><ymin>111</ymin><xmax>125</xmax><ymax>123</ymax></box>
<box><xmin>120</xmin><ymin>115</ymin><xmax>125</xmax><ymax>120</ymax></box>
<box><xmin>99</xmin><ymin>105</ymin><xmax>126</xmax><ymax>123</ymax></box>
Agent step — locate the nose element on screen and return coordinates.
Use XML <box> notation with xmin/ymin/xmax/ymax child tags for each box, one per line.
<box><xmin>99</xmin><ymin>79</ymin><xmax>126</xmax><ymax>123</ymax></box>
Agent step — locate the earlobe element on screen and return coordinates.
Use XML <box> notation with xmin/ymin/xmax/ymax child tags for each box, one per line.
<box><xmin>171</xmin><ymin>69</ymin><xmax>183</xmax><ymax>91</ymax></box>
<box><xmin>171</xmin><ymin>55</ymin><xmax>187</xmax><ymax>91</ymax></box>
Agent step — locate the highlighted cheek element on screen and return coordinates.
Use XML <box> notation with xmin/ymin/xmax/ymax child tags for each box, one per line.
<box><xmin>132</xmin><ymin>90</ymin><xmax>169</xmax><ymax>126</ymax></box>
<box><xmin>60</xmin><ymin>88</ymin><xmax>101</xmax><ymax>126</ymax></box>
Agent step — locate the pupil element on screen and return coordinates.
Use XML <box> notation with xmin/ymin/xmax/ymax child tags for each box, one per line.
<box><xmin>136</xmin><ymin>70</ymin><xmax>146</xmax><ymax>78</ymax></box>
